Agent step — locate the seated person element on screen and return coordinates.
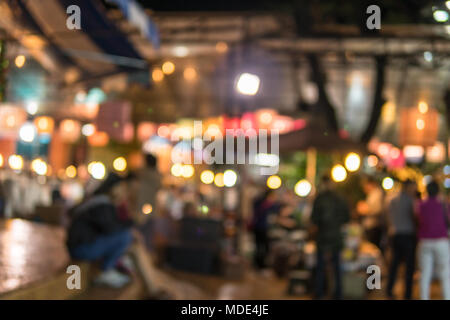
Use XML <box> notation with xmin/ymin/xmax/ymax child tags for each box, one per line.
<box><xmin>66</xmin><ymin>172</ymin><xmax>133</xmax><ymax>288</ymax></box>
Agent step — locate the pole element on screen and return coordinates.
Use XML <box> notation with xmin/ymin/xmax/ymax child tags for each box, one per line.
<box><xmin>0</xmin><ymin>37</ymin><xmax>7</xmax><ymax>102</ymax></box>
<box><xmin>306</xmin><ymin>147</ymin><xmax>317</xmax><ymax>191</ymax></box>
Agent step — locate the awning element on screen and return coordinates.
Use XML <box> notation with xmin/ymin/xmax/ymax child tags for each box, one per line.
<box><xmin>11</xmin><ymin>0</ymin><xmax>149</xmax><ymax>79</ymax></box>
<box><xmin>106</xmin><ymin>0</ymin><xmax>160</xmax><ymax>49</ymax></box>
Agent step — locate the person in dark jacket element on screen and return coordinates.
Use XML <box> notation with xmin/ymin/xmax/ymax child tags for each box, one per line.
<box><xmin>67</xmin><ymin>172</ymin><xmax>133</xmax><ymax>288</ymax></box>
<box><xmin>251</xmin><ymin>189</ymin><xmax>279</xmax><ymax>269</ymax></box>
<box><xmin>386</xmin><ymin>179</ymin><xmax>417</xmax><ymax>300</ymax></box>
<box><xmin>311</xmin><ymin>174</ymin><xmax>350</xmax><ymax>299</ymax></box>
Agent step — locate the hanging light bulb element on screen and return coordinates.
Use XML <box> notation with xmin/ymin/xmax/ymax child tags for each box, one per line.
<box><xmin>19</xmin><ymin>122</ymin><xmax>37</xmax><ymax>143</ymax></box>
<box><xmin>113</xmin><ymin>157</ymin><xmax>127</xmax><ymax>172</ymax></box>
<box><xmin>15</xmin><ymin>55</ymin><xmax>26</xmax><ymax>68</ymax></box>
<box><xmin>294</xmin><ymin>179</ymin><xmax>312</xmax><ymax>197</ymax></box>
<box><xmin>223</xmin><ymin>169</ymin><xmax>237</xmax><ymax>187</ymax></box>
<box><xmin>266</xmin><ymin>175</ymin><xmax>282</xmax><ymax>190</ymax></box>
<box><xmin>344</xmin><ymin>152</ymin><xmax>361</xmax><ymax>172</ymax></box>
<box><xmin>8</xmin><ymin>155</ymin><xmax>24</xmax><ymax>171</ymax></box>
<box><xmin>331</xmin><ymin>164</ymin><xmax>347</xmax><ymax>182</ymax></box>
<box><xmin>236</xmin><ymin>73</ymin><xmax>260</xmax><ymax>96</ymax></box>
<box><xmin>162</xmin><ymin>61</ymin><xmax>175</xmax><ymax>75</ymax></box>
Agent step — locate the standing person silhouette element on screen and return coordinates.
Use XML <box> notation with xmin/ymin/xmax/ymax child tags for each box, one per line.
<box><xmin>311</xmin><ymin>174</ymin><xmax>350</xmax><ymax>300</ymax></box>
<box><xmin>417</xmin><ymin>181</ymin><xmax>450</xmax><ymax>300</ymax></box>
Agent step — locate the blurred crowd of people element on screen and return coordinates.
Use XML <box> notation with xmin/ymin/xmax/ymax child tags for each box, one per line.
<box><xmin>249</xmin><ymin>174</ymin><xmax>450</xmax><ymax>300</ymax></box>
<box><xmin>0</xmin><ymin>156</ymin><xmax>449</xmax><ymax>299</ymax></box>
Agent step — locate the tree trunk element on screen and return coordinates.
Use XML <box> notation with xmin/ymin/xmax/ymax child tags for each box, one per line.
<box><xmin>360</xmin><ymin>55</ymin><xmax>387</xmax><ymax>144</ymax></box>
<box><xmin>307</xmin><ymin>54</ymin><xmax>339</xmax><ymax>133</ymax></box>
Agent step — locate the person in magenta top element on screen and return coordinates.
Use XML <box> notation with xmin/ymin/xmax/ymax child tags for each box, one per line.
<box><xmin>417</xmin><ymin>181</ymin><xmax>450</xmax><ymax>300</ymax></box>
<box><xmin>418</xmin><ymin>195</ymin><xmax>448</xmax><ymax>239</ymax></box>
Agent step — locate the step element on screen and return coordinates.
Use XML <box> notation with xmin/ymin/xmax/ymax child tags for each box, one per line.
<box><xmin>0</xmin><ymin>262</ymin><xmax>91</xmax><ymax>300</ymax></box>
<box><xmin>73</xmin><ymin>273</ymin><xmax>147</xmax><ymax>300</ymax></box>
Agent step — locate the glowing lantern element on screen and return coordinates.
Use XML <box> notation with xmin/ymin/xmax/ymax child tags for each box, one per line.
<box><xmin>382</xmin><ymin>177</ymin><xmax>394</xmax><ymax>190</ymax></box>
<box><xmin>181</xmin><ymin>164</ymin><xmax>195</xmax><ymax>178</ymax></box>
<box><xmin>223</xmin><ymin>169</ymin><xmax>237</xmax><ymax>187</ymax></box>
<box><xmin>240</xmin><ymin>113</ymin><xmax>257</xmax><ymax>131</ymax></box>
<box><xmin>200</xmin><ymin>170</ymin><xmax>215</xmax><ymax>184</ymax></box>
<box><xmin>367</xmin><ymin>155</ymin><xmax>379</xmax><ymax>168</ymax></box>
<box><xmin>81</xmin><ymin>103</ymin><xmax>99</xmax><ymax>119</ymax></box>
<box><xmin>152</xmin><ymin>68</ymin><xmax>164</xmax><ymax>82</ymax></box>
<box><xmin>377</xmin><ymin>143</ymin><xmax>391</xmax><ymax>158</ymax></box>
<box><xmin>59</xmin><ymin>119</ymin><xmax>81</xmax><ymax>143</ymax></box>
<box><xmin>215</xmin><ymin>41</ymin><xmax>228</xmax><ymax>53</ymax></box>
<box><xmin>345</xmin><ymin>152</ymin><xmax>361</xmax><ymax>172</ymax></box>
<box><xmin>172</xmin><ymin>120</ymin><xmax>194</xmax><ymax>140</ymax></box>
<box><xmin>15</xmin><ymin>55</ymin><xmax>26</xmax><ymax>68</ymax></box>
<box><xmin>171</xmin><ymin>163</ymin><xmax>183</xmax><ymax>177</ymax></box>
<box><xmin>236</xmin><ymin>73</ymin><xmax>260</xmax><ymax>95</ymax></box>
<box><xmin>204</xmin><ymin>124</ymin><xmax>223</xmax><ymax>139</ymax></box>
<box><xmin>399</xmin><ymin>108</ymin><xmax>438</xmax><ymax>147</ymax></box>
<box><xmin>183</xmin><ymin>67</ymin><xmax>197</xmax><ymax>81</ymax></box>
<box><xmin>403</xmin><ymin>145</ymin><xmax>424</xmax><ymax>163</ymax></box>
<box><xmin>418</xmin><ymin>101</ymin><xmax>428</xmax><ymax>114</ymax></box>
<box><xmin>157</xmin><ymin>124</ymin><xmax>171</xmax><ymax>138</ymax></box>
<box><xmin>224</xmin><ymin>117</ymin><xmax>241</xmax><ymax>132</ymax></box>
<box><xmin>137</xmin><ymin>122</ymin><xmax>156</xmax><ymax>142</ymax></box>
<box><xmin>416</xmin><ymin>119</ymin><xmax>425</xmax><ymax>130</ymax></box>
<box><xmin>271</xmin><ymin>115</ymin><xmax>293</xmax><ymax>134</ymax></box>
<box><xmin>31</xmin><ymin>159</ymin><xmax>48</xmax><ymax>176</ymax></box>
<box><xmin>162</xmin><ymin>61</ymin><xmax>175</xmax><ymax>75</ymax></box>
<box><xmin>65</xmin><ymin>165</ymin><xmax>77</xmax><ymax>179</ymax></box>
<box><xmin>267</xmin><ymin>175</ymin><xmax>282</xmax><ymax>190</ymax></box>
<box><xmin>88</xmin><ymin>131</ymin><xmax>109</xmax><ymax>147</ymax></box>
<box><xmin>89</xmin><ymin>161</ymin><xmax>106</xmax><ymax>180</ymax></box>
<box><xmin>113</xmin><ymin>157</ymin><xmax>127</xmax><ymax>172</ymax></box>
<box><xmin>19</xmin><ymin>122</ymin><xmax>37</xmax><ymax>143</ymax></box>
<box><xmin>34</xmin><ymin>116</ymin><xmax>54</xmax><ymax>135</ymax></box>
<box><xmin>426</xmin><ymin>142</ymin><xmax>445</xmax><ymax>163</ymax></box>
<box><xmin>0</xmin><ymin>105</ymin><xmax>27</xmax><ymax>135</ymax></box>
<box><xmin>256</xmin><ymin>109</ymin><xmax>277</xmax><ymax>129</ymax></box>
<box><xmin>8</xmin><ymin>155</ymin><xmax>24</xmax><ymax>171</ymax></box>
<box><xmin>295</xmin><ymin>179</ymin><xmax>312</xmax><ymax>197</ymax></box>
<box><xmin>82</xmin><ymin>124</ymin><xmax>96</xmax><ymax>137</ymax></box>
<box><xmin>142</xmin><ymin>203</ymin><xmax>153</xmax><ymax>215</ymax></box>
<box><xmin>214</xmin><ymin>173</ymin><xmax>225</xmax><ymax>187</ymax></box>
<box><xmin>204</xmin><ymin>117</ymin><xmax>224</xmax><ymax>134</ymax></box>
<box><xmin>331</xmin><ymin>165</ymin><xmax>347</xmax><ymax>182</ymax></box>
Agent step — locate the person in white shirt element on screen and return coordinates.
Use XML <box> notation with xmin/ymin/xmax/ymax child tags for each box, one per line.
<box><xmin>357</xmin><ymin>176</ymin><xmax>385</xmax><ymax>251</ymax></box>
